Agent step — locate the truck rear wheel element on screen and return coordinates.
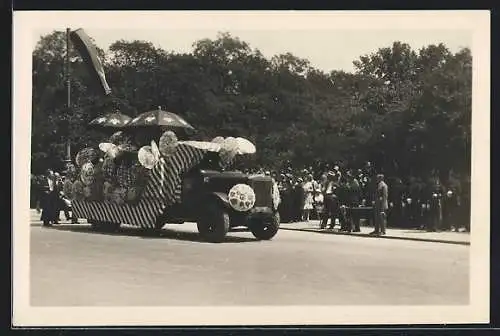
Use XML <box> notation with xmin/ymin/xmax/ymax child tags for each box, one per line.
<box><xmin>90</xmin><ymin>220</ymin><xmax>121</xmax><ymax>232</ymax></box>
<box><xmin>197</xmin><ymin>203</ymin><xmax>230</xmax><ymax>243</ymax></box>
<box><xmin>250</xmin><ymin>212</ymin><xmax>280</xmax><ymax>240</ymax></box>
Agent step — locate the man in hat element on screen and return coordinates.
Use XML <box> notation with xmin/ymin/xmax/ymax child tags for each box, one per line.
<box><xmin>321</xmin><ymin>171</ymin><xmax>340</xmax><ymax>229</ymax></box>
<box><xmin>371</xmin><ymin>174</ymin><xmax>389</xmax><ymax>235</ymax></box>
<box><xmin>40</xmin><ymin>169</ymin><xmax>59</xmax><ymax>226</ymax></box>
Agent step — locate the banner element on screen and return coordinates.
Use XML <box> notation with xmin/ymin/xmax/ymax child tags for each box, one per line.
<box><xmin>69</xmin><ymin>28</ymin><xmax>112</xmax><ymax>95</ymax></box>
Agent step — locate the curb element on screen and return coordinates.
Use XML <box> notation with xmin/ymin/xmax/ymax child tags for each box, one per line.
<box><xmin>280</xmin><ymin>227</ymin><xmax>470</xmax><ymax>246</ymax></box>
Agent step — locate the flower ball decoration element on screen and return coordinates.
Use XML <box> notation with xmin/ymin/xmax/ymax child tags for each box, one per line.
<box><xmin>90</xmin><ymin>162</ymin><xmax>105</xmax><ymax>200</ymax></box>
<box><xmin>112</xmin><ymin>186</ymin><xmax>127</xmax><ymax>205</ymax></box>
<box><xmin>158</xmin><ymin>131</ymin><xmax>178</xmax><ymax>157</ymax></box>
<box><xmin>63</xmin><ymin>179</ymin><xmax>73</xmax><ymax>198</ymax></box>
<box><xmin>138</xmin><ymin>145</ymin><xmax>158</xmax><ymax>170</ymax></box>
<box><xmin>80</xmin><ymin>162</ymin><xmax>95</xmax><ymax>186</ymax></box>
<box><xmin>75</xmin><ymin>148</ymin><xmax>98</xmax><ymax>167</ymax></box>
<box><xmin>83</xmin><ymin>186</ymin><xmax>93</xmax><ymax>198</ymax></box>
<box><xmin>72</xmin><ymin>180</ymin><xmax>85</xmax><ymax>201</ymax></box>
<box><xmin>126</xmin><ymin>187</ymin><xmax>138</xmax><ymax>202</ymax></box>
<box><xmin>127</xmin><ymin>162</ymin><xmax>149</xmax><ymax>202</ymax></box>
<box><xmin>65</xmin><ymin>163</ymin><xmax>78</xmax><ymax>180</ymax></box>
<box><xmin>103</xmin><ymin>181</ymin><xmax>114</xmax><ymax>201</ymax></box>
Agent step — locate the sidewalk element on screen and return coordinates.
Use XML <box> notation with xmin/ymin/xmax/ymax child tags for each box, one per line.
<box><xmin>280</xmin><ymin>221</ymin><xmax>470</xmax><ymax>245</ymax></box>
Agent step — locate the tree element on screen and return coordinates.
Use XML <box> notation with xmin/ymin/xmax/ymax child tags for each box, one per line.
<box><xmin>31</xmin><ymin>30</ymin><xmax>472</xmax><ymax>186</ymax></box>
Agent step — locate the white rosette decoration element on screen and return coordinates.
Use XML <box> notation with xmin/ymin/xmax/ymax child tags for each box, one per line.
<box><xmin>228</xmin><ymin>183</ymin><xmax>256</xmax><ymax>212</ymax></box>
<box><xmin>99</xmin><ymin>142</ymin><xmax>119</xmax><ymax>159</ymax></box>
<box><xmin>158</xmin><ymin>131</ymin><xmax>178</xmax><ymax>157</ymax></box>
<box><xmin>138</xmin><ymin>145</ymin><xmax>157</xmax><ymax>169</ymax></box>
<box><xmin>80</xmin><ymin>162</ymin><xmax>95</xmax><ymax>186</ymax></box>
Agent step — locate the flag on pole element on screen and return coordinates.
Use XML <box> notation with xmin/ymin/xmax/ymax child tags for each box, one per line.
<box><xmin>69</xmin><ymin>28</ymin><xmax>112</xmax><ymax>95</ymax></box>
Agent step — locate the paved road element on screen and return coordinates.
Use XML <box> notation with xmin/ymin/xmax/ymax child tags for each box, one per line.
<box><xmin>30</xmin><ymin>218</ymin><xmax>469</xmax><ymax>306</ymax></box>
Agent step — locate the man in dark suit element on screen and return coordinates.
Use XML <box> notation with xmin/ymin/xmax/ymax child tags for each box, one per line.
<box><xmin>321</xmin><ymin>171</ymin><xmax>339</xmax><ymax>229</ymax></box>
<box><xmin>40</xmin><ymin>169</ymin><xmax>59</xmax><ymax>226</ymax></box>
<box><xmin>371</xmin><ymin>174</ymin><xmax>389</xmax><ymax>235</ymax></box>
<box><xmin>345</xmin><ymin>171</ymin><xmax>361</xmax><ymax>232</ymax></box>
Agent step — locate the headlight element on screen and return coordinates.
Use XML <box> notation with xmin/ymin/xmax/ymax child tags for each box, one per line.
<box><xmin>228</xmin><ymin>184</ymin><xmax>255</xmax><ymax>212</ymax></box>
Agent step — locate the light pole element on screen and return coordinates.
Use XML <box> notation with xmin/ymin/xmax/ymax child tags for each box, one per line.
<box><xmin>64</xmin><ymin>28</ymin><xmax>72</xmax><ymax>171</ymax></box>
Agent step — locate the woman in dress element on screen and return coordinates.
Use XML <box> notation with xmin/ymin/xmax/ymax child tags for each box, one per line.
<box><xmin>302</xmin><ymin>174</ymin><xmax>314</xmax><ymax>221</ymax></box>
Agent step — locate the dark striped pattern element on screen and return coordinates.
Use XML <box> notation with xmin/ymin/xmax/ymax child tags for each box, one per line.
<box><xmin>72</xmin><ymin>144</ymin><xmax>207</xmax><ymax>228</ymax></box>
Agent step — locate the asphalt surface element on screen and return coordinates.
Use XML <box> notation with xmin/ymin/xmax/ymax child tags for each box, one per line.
<box><xmin>30</xmin><ymin>219</ymin><xmax>469</xmax><ymax>306</ymax></box>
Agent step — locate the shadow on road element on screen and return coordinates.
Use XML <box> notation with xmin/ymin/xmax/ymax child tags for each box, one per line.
<box><xmin>34</xmin><ymin>223</ymin><xmax>258</xmax><ymax>244</ymax></box>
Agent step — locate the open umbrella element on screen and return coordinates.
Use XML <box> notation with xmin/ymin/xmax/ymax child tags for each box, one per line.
<box><xmin>125</xmin><ymin>106</ymin><xmax>195</xmax><ymax>130</ymax></box>
<box><xmin>89</xmin><ymin>112</ymin><xmax>132</xmax><ymax>128</ymax></box>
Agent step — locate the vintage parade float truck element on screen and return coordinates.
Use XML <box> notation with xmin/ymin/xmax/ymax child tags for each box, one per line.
<box><xmin>65</xmin><ymin>109</ymin><xmax>281</xmax><ymax>243</ymax></box>
<box><xmin>63</xmin><ymin>29</ymin><xmax>280</xmax><ymax>242</ymax></box>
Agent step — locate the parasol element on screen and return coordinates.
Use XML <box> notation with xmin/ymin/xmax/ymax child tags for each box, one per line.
<box><xmin>89</xmin><ymin>112</ymin><xmax>132</xmax><ymax>128</ymax></box>
<box><xmin>235</xmin><ymin>137</ymin><xmax>256</xmax><ymax>154</ymax></box>
<box><xmin>179</xmin><ymin>140</ymin><xmax>222</xmax><ymax>152</ymax></box>
<box><xmin>124</xmin><ymin>106</ymin><xmax>195</xmax><ymax>130</ymax></box>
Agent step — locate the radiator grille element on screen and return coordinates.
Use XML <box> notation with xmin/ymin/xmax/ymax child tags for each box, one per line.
<box><xmin>249</xmin><ymin>178</ymin><xmax>273</xmax><ymax>207</ymax></box>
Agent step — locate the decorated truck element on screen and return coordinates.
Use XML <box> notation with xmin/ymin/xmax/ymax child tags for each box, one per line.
<box><xmin>63</xmin><ymin>29</ymin><xmax>279</xmax><ymax>242</ymax></box>
<box><xmin>65</xmin><ymin>112</ymin><xmax>281</xmax><ymax>243</ymax></box>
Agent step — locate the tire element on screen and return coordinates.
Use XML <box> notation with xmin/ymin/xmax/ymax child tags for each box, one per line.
<box><xmin>250</xmin><ymin>212</ymin><xmax>280</xmax><ymax>240</ymax></box>
<box><xmin>90</xmin><ymin>221</ymin><xmax>121</xmax><ymax>232</ymax></box>
<box><xmin>197</xmin><ymin>202</ymin><xmax>230</xmax><ymax>243</ymax></box>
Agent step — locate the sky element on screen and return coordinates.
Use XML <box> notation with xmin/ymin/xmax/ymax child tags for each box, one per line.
<box><xmin>32</xmin><ymin>28</ymin><xmax>471</xmax><ymax>74</ymax></box>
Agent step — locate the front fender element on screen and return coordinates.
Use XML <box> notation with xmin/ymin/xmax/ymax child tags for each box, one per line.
<box><xmin>208</xmin><ymin>192</ymin><xmax>231</xmax><ymax>208</ymax></box>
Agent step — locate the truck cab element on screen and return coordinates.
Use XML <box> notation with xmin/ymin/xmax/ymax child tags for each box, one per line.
<box><xmin>156</xmin><ymin>161</ymin><xmax>281</xmax><ymax>242</ymax></box>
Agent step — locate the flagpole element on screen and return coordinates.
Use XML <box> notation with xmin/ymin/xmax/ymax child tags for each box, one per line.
<box><xmin>65</xmin><ymin>28</ymin><xmax>72</xmax><ymax>165</ymax></box>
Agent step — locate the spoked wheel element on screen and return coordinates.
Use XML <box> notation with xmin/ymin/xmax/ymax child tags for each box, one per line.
<box><xmin>197</xmin><ymin>202</ymin><xmax>230</xmax><ymax>243</ymax></box>
<box><xmin>250</xmin><ymin>212</ymin><xmax>280</xmax><ymax>240</ymax></box>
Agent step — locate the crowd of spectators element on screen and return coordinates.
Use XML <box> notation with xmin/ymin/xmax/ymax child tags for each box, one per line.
<box><xmin>31</xmin><ymin>160</ymin><xmax>471</xmax><ymax>233</ymax></box>
<box><xmin>244</xmin><ymin>161</ymin><xmax>470</xmax><ymax>233</ymax></box>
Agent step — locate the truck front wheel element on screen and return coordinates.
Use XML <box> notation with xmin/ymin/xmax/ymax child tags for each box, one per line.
<box><xmin>250</xmin><ymin>212</ymin><xmax>280</xmax><ymax>240</ymax></box>
<box><xmin>197</xmin><ymin>203</ymin><xmax>230</xmax><ymax>243</ymax></box>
